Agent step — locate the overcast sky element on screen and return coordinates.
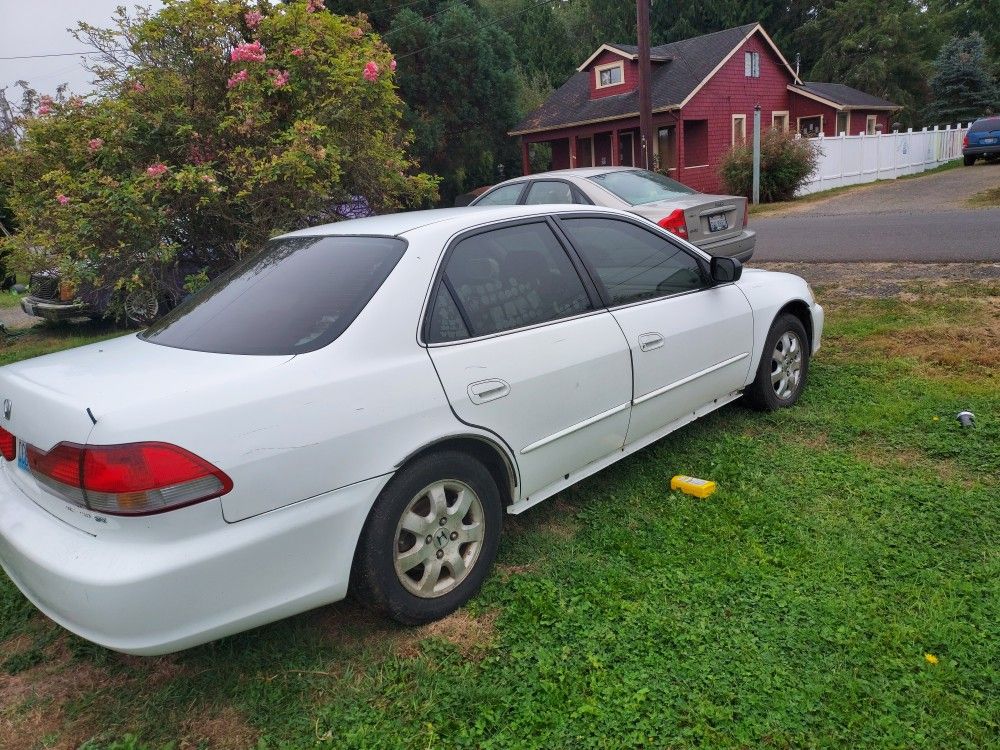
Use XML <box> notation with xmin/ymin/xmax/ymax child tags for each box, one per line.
<box><xmin>0</xmin><ymin>0</ymin><xmax>162</xmax><ymax>97</ymax></box>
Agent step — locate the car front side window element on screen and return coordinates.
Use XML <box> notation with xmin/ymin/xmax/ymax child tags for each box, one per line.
<box><xmin>559</xmin><ymin>217</ymin><xmax>707</xmax><ymax>306</ymax></box>
<box><xmin>426</xmin><ymin>222</ymin><xmax>593</xmax><ymax>342</ymax></box>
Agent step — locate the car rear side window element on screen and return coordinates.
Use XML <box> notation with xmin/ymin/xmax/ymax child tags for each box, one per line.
<box><xmin>970</xmin><ymin>118</ymin><xmax>1000</xmax><ymax>132</ymax></box>
<box><xmin>142</xmin><ymin>236</ymin><xmax>406</xmax><ymax>355</ymax></box>
<box><xmin>426</xmin><ymin>222</ymin><xmax>592</xmax><ymax>342</ymax></box>
<box><xmin>475</xmin><ymin>184</ymin><xmax>525</xmax><ymax>206</ymax></box>
<box><xmin>560</xmin><ymin>217</ymin><xmax>706</xmax><ymax>305</ymax></box>
<box><xmin>523</xmin><ymin>181</ymin><xmax>574</xmax><ymax>205</ymax></box>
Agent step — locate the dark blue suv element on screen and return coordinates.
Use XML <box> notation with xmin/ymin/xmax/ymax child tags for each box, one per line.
<box><xmin>963</xmin><ymin>116</ymin><xmax>1000</xmax><ymax>165</ymax></box>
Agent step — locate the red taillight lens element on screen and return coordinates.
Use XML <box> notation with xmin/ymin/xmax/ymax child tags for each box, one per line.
<box><xmin>962</xmin><ymin>134</ymin><xmax>968</xmax><ymax>148</ymax></box>
<box><xmin>0</xmin><ymin>427</ymin><xmax>15</xmax><ymax>461</ymax></box>
<box><xmin>658</xmin><ymin>209</ymin><xmax>688</xmax><ymax>238</ymax></box>
<box><xmin>27</xmin><ymin>441</ymin><xmax>231</xmax><ymax>515</ymax></box>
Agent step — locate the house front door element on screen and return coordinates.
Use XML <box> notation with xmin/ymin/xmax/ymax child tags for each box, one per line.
<box><xmin>619</xmin><ymin>132</ymin><xmax>634</xmax><ymax>166</ymax></box>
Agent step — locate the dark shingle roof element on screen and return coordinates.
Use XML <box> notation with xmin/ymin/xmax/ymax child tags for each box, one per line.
<box><xmin>793</xmin><ymin>82</ymin><xmax>898</xmax><ymax>109</ymax></box>
<box><xmin>512</xmin><ymin>23</ymin><xmax>760</xmax><ymax>135</ymax></box>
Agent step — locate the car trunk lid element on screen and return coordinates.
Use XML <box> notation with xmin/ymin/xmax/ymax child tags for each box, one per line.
<box><xmin>630</xmin><ymin>194</ymin><xmax>746</xmax><ymax>247</ymax></box>
<box><xmin>0</xmin><ymin>334</ymin><xmax>289</xmax><ymax>533</ymax></box>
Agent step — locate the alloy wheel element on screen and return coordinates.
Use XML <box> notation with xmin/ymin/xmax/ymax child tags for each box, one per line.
<box><xmin>770</xmin><ymin>330</ymin><xmax>803</xmax><ymax>400</ymax></box>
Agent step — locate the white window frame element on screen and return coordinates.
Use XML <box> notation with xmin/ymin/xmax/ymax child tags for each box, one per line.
<box><xmin>732</xmin><ymin>114</ymin><xmax>747</xmax><ymax>145</ymax></box>
<box><xmin>771</xmin><ymin>111</ymin><xmax>789</xmax><ymax>133</ymax></box>
<box><xmin>866</xmin><ymin>114</ymin><xmax>878</xmax><ymax>135</ymax></box>
<box><xmin>744</xmin><ymin>51</ymin><xmax>760</xmax><ymax>78</ymax></box>
<box><xmin>796</xmin><ymin>114</ymin><xmax>824</xmax><ymax>138</ymax></box>
<box><xmin>595</xmin><ymin>61</ymin><xmax>625</xmax><ymax>89</ymax></box>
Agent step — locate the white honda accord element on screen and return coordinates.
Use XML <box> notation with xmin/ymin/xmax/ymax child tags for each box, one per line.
<box><xmin>0</xmin><ymin>205</ymin><xmax>822</xmax><ymax>655</ymax></box>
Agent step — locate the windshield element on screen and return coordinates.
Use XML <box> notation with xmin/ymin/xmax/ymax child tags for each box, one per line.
<box><xmin>587</xmin><ymin>170</ymin><xmax>696</xmax><ymax>206</ymax></box>
<box><xmin>142</xmin><ymin>235</ymin><xmax>406</xmax><ymax>355</ymax></box>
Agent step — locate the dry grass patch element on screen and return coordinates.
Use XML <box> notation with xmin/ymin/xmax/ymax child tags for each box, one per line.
<box><xmin>393</xmin><ymin>609</ymin><xmax>498</xmax><ymax>661</ymax></box>
<box><xmin>178</xmin><ymin>705</ymin><xmax>260</xmax><ymax>750</ymax></box>
<box><xmin>853</xmin><ymin>445</ymin><xmax>960</xmax><ymax>481</ymax></box>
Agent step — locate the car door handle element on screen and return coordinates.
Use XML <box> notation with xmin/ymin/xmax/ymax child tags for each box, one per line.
<box><xmin>638</xmin><ymin>332</ymin><xmax>664</xmax><ymax>352</ymax></box>
<box><xmin>467</xmin><ymin>379</ymin><xmax>510</xmax><ymax>404</ymax></box>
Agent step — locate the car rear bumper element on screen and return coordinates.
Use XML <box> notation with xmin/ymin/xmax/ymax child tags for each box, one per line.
<box><xmin>0</xmin><ymin>464</ymin><xmax>390</xmax><ymax>655</ymax></box>
<box><xmin>20</xmin><ymin>296</ymin><xmax>92</xmax><ymax>321</ymax></box>
<box><xmin>698</xmin><ymin>229</ymin><xmax>756</xmax><ymax>262</ymax></box>
<box><xmin>963</xmin><ymin>144</ymin><xmax>1000</xmax><ymax>157</ymax></box>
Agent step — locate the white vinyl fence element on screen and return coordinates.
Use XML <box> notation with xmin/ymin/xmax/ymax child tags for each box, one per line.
<box><xmin>797</xmin><ymin>124</ymin><xmax>970</xmax><ymax>196</ymax></box>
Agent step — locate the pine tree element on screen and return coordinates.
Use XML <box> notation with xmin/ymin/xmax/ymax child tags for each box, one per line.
<box><xmin>929</xmin><ymin>33</ymin><xmax>999</xmax><ymax>124</ymax></box>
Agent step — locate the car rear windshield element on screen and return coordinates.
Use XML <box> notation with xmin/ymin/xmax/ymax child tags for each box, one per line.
<box><xmin>141</xmin><ymin>235</ymin><xmax>406</xmax><ymax>355</ymax></box>
<box><xmin>970</xmin><ymin>118</ymin><xmax>1000</xmax><ymax>132</ymax></box>
<box><xmin>587</xmin><ymin>170</ymin><xmax>696</xmax><ymax>206</ymax></box>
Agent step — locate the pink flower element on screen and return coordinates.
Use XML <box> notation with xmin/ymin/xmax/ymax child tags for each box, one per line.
<box><xmin>146</xmin><ymin>162</ymin><xmax>168</xmax><ymax>177</ymax></box>
<box><xmin>269</xmin><ymin>69</ymin><xmax>290</xmax><ymax>88</ymax></box>
<box><xmin>390</xmin><ymin>59</ymin><xmax>397</xmax><ymax>72</ymax></box>
<box><xmin>291</xmin><ymin>47</ymin><xmax>304</xmax><ymax>57</ymax></box>
<box><xmin>87</xmin><ymin>138</ymin><xmax>104</xmax><ymax>152</ymax></box>
<box><xmin>306</xmin><ymin>0</ymin><xmax>325</xmax><ymax>13</ymax></box>
<box><xmin>55</xmin><ymin>193</ymin><xmax>69</xmax><ymax>205</ymax></box>
<box><xmin>351</xmin><ymin>27</ymin><xmax>363</xmax><ymax>39</ymax></box>
<box><xmin>200</xmin><ymin>174</ymin><xmax>216</xmax><ymax>183</ymax></box>
<box><xmin>227</xmin><ymin>69</ymin><xmax>249</xmax><ymax>88</ymax></box>
<box><xmin>363</xmin><ymin>60</ymin><xmax>379</xmax><ymax>82</ymax></box>
<box><xmin>37</xmin><ymin>95</ymin><xmax>53</xmax><ymax>116</ymax></box>
<box><xmin>69</xmin><ymin>96</ymin><xmax>84</xmax><ymax>109</ymax></box>
<box><xmin>244</xmin><ymin>10</ymin><xmax>263</xmax><ymax>28</ymax></box>
<box><xmin>131</xmin><ymin>81</ymin><xmax>145</xmax><ymax>93</ymax></box>
<box><xmin>231</xmin><ymin>41</ymin><xmax>265</xmax><ymax>63</ymax></box>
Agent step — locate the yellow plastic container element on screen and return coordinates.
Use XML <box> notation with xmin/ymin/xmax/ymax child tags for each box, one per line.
<box><xmin>670</xmin><ymin>475</ymin><xmax>717</xmax><ymax>499</ymax></box>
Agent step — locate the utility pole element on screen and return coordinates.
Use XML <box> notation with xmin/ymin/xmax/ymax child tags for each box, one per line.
<box><xmin>636</xmin><ymin>0</ymin><xmax>653</xmax><ymax>170</ymax></box>
<box><xmin>752</xmin><ymin>104</ymin><xmax>761</xmax><ymax>205</ymax></box>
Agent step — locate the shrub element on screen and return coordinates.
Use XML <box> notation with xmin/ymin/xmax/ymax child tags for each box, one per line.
<box><xmin>0</xmin><ymin>0</ymin><xmax>438</xmax><ymax>320</ymax></box>
<box><xmin>719</xmin><ymin>130</ymin><xmax>819</xmax><ymax>202</ymax></box>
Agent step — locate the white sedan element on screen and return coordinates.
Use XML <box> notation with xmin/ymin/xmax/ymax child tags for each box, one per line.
<box><xmin>0</xmin><ymin>205</ymin><xmax>822</xmax><ymax>655</ymax></box>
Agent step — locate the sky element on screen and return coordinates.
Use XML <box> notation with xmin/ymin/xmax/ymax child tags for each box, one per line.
<box><xmin>0</xmin><ymin>0</ymin><xmax>162</xmax><ymax>97</ymax></box>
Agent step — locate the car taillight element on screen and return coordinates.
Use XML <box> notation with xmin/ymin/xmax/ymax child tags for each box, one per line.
<box><xmin>26</xmin><ymin>441</ymin><xmax>232</xmax><ymax>515</ymax></box>
<box><xmin>0</xmin><ymin>427</ymin><xmax>14</xmax><ymax>461</ymax></box>
<box><xmin>658</xmin><ymin>209</ymin><xmax>688</xmax><ymax>239</ymax></box>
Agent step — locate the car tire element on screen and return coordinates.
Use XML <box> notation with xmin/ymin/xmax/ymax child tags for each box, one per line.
<box><xmin>743</xmin><ymin>313</ymin><xmax>810</xmax><ymax>411</ymax></box>
<box><xmin>352</xmin><ymin>451</ymin><xmax>502</xmax><ymax>624</ymax></box>
<box><xmin>123</xmin><ymin>289</ymin><xmax>160</xmax><ymax>325</ymax></box>
<box><xmin>963</xmin><ymin>154</ymin><xmax>976</xmax><ymax>166</ymax></box>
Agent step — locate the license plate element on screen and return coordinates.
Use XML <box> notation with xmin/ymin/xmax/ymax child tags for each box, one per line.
<box><xmin>982</xmin><ymin>137</ymin><xmax>997</xmax><ymax>145</ymax></box>
<box><xmin>708</xmin><ymin>213</ymin><xmax>728</xmax><ymax>232</ymax></box>
<box><xmin>16</xmin><ymin>439</ymin><xmax>28</xmax><ymax>471</ymax></box>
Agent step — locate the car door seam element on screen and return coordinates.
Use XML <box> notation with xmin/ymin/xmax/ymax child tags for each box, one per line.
<box><xmin>633</xmin><ymin>352</ymin><xmax>750</xmax><ymax>405</ymax></box>
<box><xmin>520</xmin><ymin>401</ymin><xmax>632</xmax><ymax>455</ymax></box>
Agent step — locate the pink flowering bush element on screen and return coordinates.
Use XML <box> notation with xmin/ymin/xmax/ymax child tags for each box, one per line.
<box><xmin>0</xmin><ymin>0</ymin><xmax>436</xmax><ymax>321</ymax></box>
<box><xmin>306</xmin><ymin>0</ymin><xmax>325</xmax><ymax>13</ymax></box>
<box><xmin>363</xmin><ymin>61</ymin><xmax>380</xmax><ymax>81</ymax></box>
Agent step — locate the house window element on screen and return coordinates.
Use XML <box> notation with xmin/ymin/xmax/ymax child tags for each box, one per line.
<box><xmin>866</xmin><ymin>114</ymin><xmax>878</xmax><ymax>135</ymax></box>
<box><xmin>836</xmin><ymin>111</ymin><xmax>849</xmax><ymax>136</ymax></box>
<box><xmin>683</xmin><ymin>119</ymin><xmax>709</xmax><ymax>166</ymax></box>
<box><xmin>595</xmin><ymin>62</ymin><xmax>624</xmax><ymax>89</ymax></box>
<box><xmin>732</xmin><ymin>114</ymin><xmax>747</xmax><ymax>145</ymax></box>
<box><xmin>797</xmin><ymin>115</ymin><xmax>823</xmax><ymax>138</ymax></box>
<box><xmin>744</xmin><ymin>51</ymin><xmax>760</xmax><ymax>78</ymax></box>
<box><xmin>771</xmin><ymin>111</ymin><xmax>789</xmax><ymax>133</ymax></box>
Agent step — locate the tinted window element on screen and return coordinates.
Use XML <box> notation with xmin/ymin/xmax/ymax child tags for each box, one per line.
<box><xmin>588</xmin><ymin>169</ymin><xmax>696</xmax><ymax>206</ymax></box>
<box><xmin>524</xmin><ymin>181</ymin><xmax>574</xmax><ymax>205</ymax></box>
<box><xmin>970</xmin><ymin>117</ymin><xmax>1000</xmax><ymax>132</ymax></box>
<box><xmin>426</xmin><ymin>285</ymin><xmax>470</xmax><ymax>343</ymax></box>
<box><xmin>475</xmin><ymin>183</ymin><xmax>525</xmax><ymax>206</ymax></box>
<box><xmin>142</xmin><ymin>236</ymin><xmax>405</xmax><ymax>355</ymax></box>
<box><xmin>428</xmin><ymin>223</ymin><xmax>591</xmax><ymax>342</ymax></box>
<box><xmin>560</xmin><ymin>217</ymin><xmax>706</xmax><ymax>305</ymax></box>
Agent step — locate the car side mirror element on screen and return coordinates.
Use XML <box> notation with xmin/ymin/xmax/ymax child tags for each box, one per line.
<box><xmin>710</xmin><ymin>256</ymin><xmax>742</xmax><ymax>284</ymax></box>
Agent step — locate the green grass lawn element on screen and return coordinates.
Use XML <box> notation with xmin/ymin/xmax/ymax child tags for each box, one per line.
<box><xmin>2</xmin><ymin>282</ymin><xmax>998</xmax><ymax>749</ymax></box>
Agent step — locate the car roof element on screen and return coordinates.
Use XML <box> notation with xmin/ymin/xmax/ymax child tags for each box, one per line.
<box><xmin>500</xmin><ymin>166</ymin><xmax>639</xmax><ymax>182</ymax></box>
<box><xmin>276</xmin><ymin>204</ymin><xmax>636</xmax><ymax>239</ymax></box>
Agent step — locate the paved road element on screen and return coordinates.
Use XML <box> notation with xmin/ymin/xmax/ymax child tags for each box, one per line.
<box><xmin>751</xmin><ymin>163</ymin><xmax>1000</xmax><ymax>262</ymax></box>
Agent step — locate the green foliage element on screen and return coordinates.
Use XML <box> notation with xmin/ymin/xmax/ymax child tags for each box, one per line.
<box><xmin>929</xmin><ymin>33</ymin><xmax>999</xmax><ymax>125</ymax></box>
<box><xmin>720</xmin><ymin>129</ymin><xmax>819</xmax><ymax>202</ymax></box>
<box><xmin>0</xmin><ymin>0</ymin><xmax>437</xmax><ymax>320</ymax></box>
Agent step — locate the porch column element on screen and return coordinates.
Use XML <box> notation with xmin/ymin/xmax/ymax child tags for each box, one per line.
<box><xmin>611</xmin><ymin>129</ymin><xmax>620</xmax><ymax>167</ymax></box>
<box><xmin>675</xmin><ymin>115</ymin><xmax>685</xmax><ymax>183</ymax></box>
<box><xmin>570</xmin><ymin>134</ymin><xmax>577</xmax><ymax>168</ymax></box>
<box><xmin>521</xmin><ymin>139</ymin><xmax>531</xmax><ymax>176</ymax></box>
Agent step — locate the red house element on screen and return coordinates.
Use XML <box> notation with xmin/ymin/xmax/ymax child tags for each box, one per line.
<box><xmin>511</xmin><ymin>23</ymin><xmax>899</xmax><ymax>194</ymax></box>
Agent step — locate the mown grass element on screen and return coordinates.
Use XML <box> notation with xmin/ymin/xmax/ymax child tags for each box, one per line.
<box><xmin>967</xmin><ymin>185</ymin><xmax>1000</xmax><ymax>208</ymax></box>
<box><xmin>1</xmin><ymin>284</ymin><xmax>998</xmax><ymax>749</ymax></box>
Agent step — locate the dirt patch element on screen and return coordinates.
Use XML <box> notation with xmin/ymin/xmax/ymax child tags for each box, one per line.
<box><xmin>178</xmin><ymin>706</ymin><xmax>260</xmax><ymax>750</ymax></box>
<box><xmin>855</xmin><ymin>446</ymin><xmax>959</xmax><ymax>481</ymax></box>
<box><xmin>755</xmin><ymin>262</ymin><xmax>1000</xmax><ymax>299</ymax></box>
<box><xmin>393</xmin><ymin>609</ymin><xmax>498</xmax><ymax>661</ymax></box>
<box><xmin>495</xmin><ymin>562</ymin><xmax>539</xmax><ymax>577</ymax></box>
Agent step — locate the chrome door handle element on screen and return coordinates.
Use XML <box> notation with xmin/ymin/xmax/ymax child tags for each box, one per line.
<box><xmin>467</xmin><ymin>379</ymin><xmax>510</xmax><ymax>404</ymax></box>
<box><xmin>638</xmin><ymin>332</ymin><xmax>664</xmax><ymax>352</ymax></box>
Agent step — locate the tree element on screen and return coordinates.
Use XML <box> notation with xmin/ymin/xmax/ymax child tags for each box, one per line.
<box><xmin>0</xmin><ymin>0</ymin><xmax>436</xmax><ymax>318</ymax></box>
<box><xmin>929</xmin><ymin>33</ymin><xmax>999</xmax><ymax>124</ymax></box>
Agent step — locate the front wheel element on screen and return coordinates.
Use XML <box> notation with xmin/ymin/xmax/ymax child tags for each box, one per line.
<box><xmin>744</xmin><ymin>313</ymin><xmax>810</xmax><ymax>411</ymax></box>
<box><xmin>352</xmin><ymin>451</ymin><xmax>502</xmax><ymax>624</ymax></box>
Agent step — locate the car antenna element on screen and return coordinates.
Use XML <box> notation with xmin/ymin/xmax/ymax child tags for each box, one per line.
<box><xmin>86</xmin><ymin>407</ymin><xmax>97</xmax><ymax>425</ymax></box>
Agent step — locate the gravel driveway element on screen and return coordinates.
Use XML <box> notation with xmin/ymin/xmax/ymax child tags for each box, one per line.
<box><xmin>751</xmin><ymin>163</ymin><xmax>1000</xmax><ymax>262</ymax></box>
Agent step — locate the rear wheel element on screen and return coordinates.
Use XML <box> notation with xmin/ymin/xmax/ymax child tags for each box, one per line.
<box><xmin>744</xmin><ymin>313</ymin><xmax>809</xmax><ymax>411</ymax></box>
<box><xmin>352</xmin><ymin>451</ymin><xmax>502</xmax><ymax>624</ymax></box>
<box><xmin>963</xmin><ymin>154</ymin><xmax>976</xmax><ymax>166</ymax></box>
<box><xmin>123</xmin><ymin>289</ymin><xmax>160</xmax><ymax>325</ymax></box>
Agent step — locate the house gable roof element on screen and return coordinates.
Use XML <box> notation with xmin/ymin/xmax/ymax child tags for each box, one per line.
<box><xmin>791</xmin><ymin>82</ymin><xmax>898</xmax><ymax>110</ymax></box>
<box><xmin>512</xmin><ymin>23</ymin><xmax>798</xmax><ymax>136</ymax></box>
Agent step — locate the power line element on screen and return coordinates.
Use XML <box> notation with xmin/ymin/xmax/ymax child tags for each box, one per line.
<box><xmin>397</xmin><ymin>0</ymin><xmax>562</xmax><ymax>59</ymax></box>
<box><xmin>0</xmin><ymin>51</ymin><xmax>98</xmax><ymax>60</ymax></box>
